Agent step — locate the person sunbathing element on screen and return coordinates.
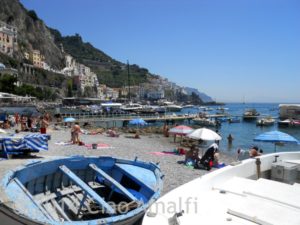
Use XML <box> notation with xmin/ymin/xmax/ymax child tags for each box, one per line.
<box><xmin>185</xmin><ymin>145</ymin><xmax>200</xmax><ymax>164</ymax></box>
<box><xmin>107</xmin><ymin>129</ymin><xmax>119</xmax><ymax>137</ymax></box>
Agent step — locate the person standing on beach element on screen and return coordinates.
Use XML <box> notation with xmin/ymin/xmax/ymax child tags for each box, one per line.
<box><xmin>40</xmin><ymin>115</ymin><xmax>49</xmax><ymax>134</ymax></box>
<box><xmin>163</xmin><ymin>124</ymin><xmax>169</xmax><ymax>137</ymax></box>
<box><xmin>14</xmin><ymin>113</ymin><xmax>19</xmax><ymax>126</ymax></box>
<box><xmin>71</xmin><ymin>122</ymin><xmax>82</xmax><ymax>144</ymax></box>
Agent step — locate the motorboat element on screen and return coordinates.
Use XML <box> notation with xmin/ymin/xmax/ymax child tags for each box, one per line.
<box><xmin>278</xmin><ymin>119</ymin><xmax>291</xmax><ymax>127</ymax></box>
<box><xmin>143</xmin><ymin>152</ymin><xmax>300</xmax><ymax>225</ymax></box>
<box><xmin>243</xmin><ymin>109</ymin><xmax>260</xmax><ymax>121</ymax></box>
<box><xmin>193</xmin><ymin>118</ymin><xmax>217</xmax><ymax>127</ymax></box>
<box><xmin>256</xmin><ymin>117</ymin><xmax>275</xmax><ymax>126</ymax></box>
<box><xmin>181</xmin><ymin>104</ymin><xmax>195</xmax><ymax>108</ymax></box>
<box><xmin>228</xmin><ymin>117</ymin><xmax>241</xmax><ymax>123</ymax></box>
<box><xmin>120</xmin><ymin>103</ymin><xmax>143</xmax><ymax>112</ymax></box>
<box><xmin>156</xmin><ymin>102</ymin><xmax>182</xmax><ymax>113</ymax></box>
<box><xmin>278</xmin><ymin>119</ymin><xmax>300</xmax><ymax>127</ymax></box>
<box><xmin>0</xmin><ymin>156</ymin><xmax>163</xmax><ymax>225</ymax></box>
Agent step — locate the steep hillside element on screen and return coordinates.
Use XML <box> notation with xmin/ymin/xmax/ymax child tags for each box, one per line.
<box><xmin>0</xmin><ymin>0</ymin><xmax>64</xmax><ymax>68</ymax></box>
<box><xmin>50</xmin><ymin>29</ymin><xmax>150</xmax><ymax>88</ymax></box>
<box><xmin>0</xmin><ymin>0</ymin><xmax>214</xmax><ymax>102</ymax></box>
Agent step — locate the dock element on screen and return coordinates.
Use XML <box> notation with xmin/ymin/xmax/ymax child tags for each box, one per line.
<box><xmin>60</xmin><ymin>113</ymin><xmax>229</xmax><ymax>128</ymax></box>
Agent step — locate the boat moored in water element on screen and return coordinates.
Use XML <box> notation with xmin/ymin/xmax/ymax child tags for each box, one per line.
<box><xmin>243</xmin><ymin>108</ymin><xmax>260</xmax><ymax>121</ymax></box>
<box><xmin>0</xmin><ymin>156</ymin><xmax>163</xmax><ymax>225</ymax></box>
<box><xmin>192</xmin><ymin>118</ymin><xmax>217</xmax><ymax>127</ymax></box>
<box><xmin>143</xmin><ymin>152</ymin><xmax>300</xmax><ymax>225</ymax></box>
<box><xmin>256</xmin><ymin>117</ymin><xmax>275</xmax><ymax>126</ymax></box>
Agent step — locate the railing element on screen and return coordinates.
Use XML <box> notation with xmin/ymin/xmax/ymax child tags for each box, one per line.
<box><xmin>60</xmin><ymin>112</ymin><xmax>198</xmax><ymax>121</ymax></box>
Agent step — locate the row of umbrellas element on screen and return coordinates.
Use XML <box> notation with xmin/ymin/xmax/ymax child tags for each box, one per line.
<box><xmin>167</xmin><ymin>125</ymin><xmax>299</xmax><ymax>152</ymax></box>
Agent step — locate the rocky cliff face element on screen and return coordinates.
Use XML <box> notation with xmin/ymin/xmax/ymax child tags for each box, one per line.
<box><xmin>0</xmin><ymin>0</ymin><xmax>64</xmax><ymax>69</ymax></box>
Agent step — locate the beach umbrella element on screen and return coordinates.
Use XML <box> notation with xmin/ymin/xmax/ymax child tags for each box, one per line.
<box><xmin>169</xmin><ymin>125</ymin><xmax>194</xmax><ymax>135</ymax></box>
<box><xmin>129</xmin><ymin>118</ymin><xmax>147</xmax><ymax>126</ymax></box>
<box><xmin>187</xmin><ymin>128</ymin><xmax>222</xmax><ymax>156</ymax></box>
<box><xmin>254</xmin><ymin>130</ymin><xmax>299</xmax><ymax>152</ymax></box>
<box><xmin>63</xmin><ymin>117</ymin><xmax>76</xmax><ymax>122</ymax></box>
<box><xmin>187</xmin><ymin>128</ymin><xmax>222</xmax><ymax>141</ymax></box>
<box><xmin>169</xmin><ymin>125</ymin><xmax>194</xmax><ymax>142</ymax></box>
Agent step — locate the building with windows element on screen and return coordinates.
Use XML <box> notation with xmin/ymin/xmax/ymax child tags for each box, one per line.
<box><xmin>0</xmin><ymin>22</ymin><xmax>17</xmax><ymax>56</ymax></box>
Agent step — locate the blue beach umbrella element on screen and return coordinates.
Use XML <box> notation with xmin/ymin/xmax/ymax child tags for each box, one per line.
<box><xmin>129</xmin><ymin>118</ymin><xmax>147</xmax><ymax>126</ymax></box>
<box><xmin>254</xmin><ymin>130</ymin><xmax>299</xmax><ymax>152</ymax></box>
<box><xmin>63</xmin><ymin>117</ymin><xmax>76</xmax><ymax>123</ymax></box>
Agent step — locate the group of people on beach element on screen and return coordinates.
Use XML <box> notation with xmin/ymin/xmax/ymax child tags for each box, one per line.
<box><xmin>0</xmin><ymin>112</ymin><xmax>51</xmax><ymax>134</ymax></box>
<box><xmin>184</xmin><ymin>142</ymin><xmax>222</xmax><ymax>170</ymax></box>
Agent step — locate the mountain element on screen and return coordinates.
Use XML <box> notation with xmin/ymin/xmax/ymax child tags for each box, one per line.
<box><xmin>0</xmin><ymin>0</ymin><xmax>214</xmax><ymax>102</ymax></box>
<box><xmin>183</xmin><ymin>87</ymin><xmax>214</xmax><ymax>103</ymax></box>
<box><xmin>0</xmin><ymin>0</ymin><xmax>64</xmax><ymax>68</ymax></box>
<box><xmin>49</xmin><ymin>29</ymin><xmax>150</xmax><ymax>88</ymax></box>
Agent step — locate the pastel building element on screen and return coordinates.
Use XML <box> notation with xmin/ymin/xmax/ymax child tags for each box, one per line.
<box><xmin>0</xmin><ymin>22</ymin><xmax>17</xmax><ymax>56</ymax></box>
<box><xmin>28</xmin><ymin>50</ymin><xmax>45</xmax><ymax>69</ymax></box>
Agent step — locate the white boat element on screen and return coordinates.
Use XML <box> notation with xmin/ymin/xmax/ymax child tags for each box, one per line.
<box><xmin>256</xmin><ymin>117</ymin><xmax>275</xmax><ymax>126</ymax></box>
<box><xmin>243</xmin><ymin>108</ymin><xmax>260</xmax><ymax>120</ymax></box>
<box><xmin>120</xmin><ymin>103</ymin><xmax>143</xmax><ymax>112</ymax></box>
<box><xmin>193</xmin><ymin>118</ymin><xmax>217</xmax><ymax>127</ymax></box>
<box><xmin>143</xmin><ymin>152</ymin><xmax>300</xmax><ymax>225</ymax></box>
<box><xmin>156</xmin><ymin>102</ymin><xmax>183</xmax><ymax>112</ymax></box>
<box><xmin>278</xmin><ymin>119</ymin><xmax>300</xmax><ymax>127</ymax></box>
<box><xmin>182</xmin><ymin>104</ymin><xmax>195</xmax><ymax>108</ymax></box>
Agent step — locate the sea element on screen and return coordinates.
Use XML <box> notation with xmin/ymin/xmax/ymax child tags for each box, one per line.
<box><xmin>181</xmin><ymin>103</ymin><xmax>300</xmax><ymax>155</ymax></box>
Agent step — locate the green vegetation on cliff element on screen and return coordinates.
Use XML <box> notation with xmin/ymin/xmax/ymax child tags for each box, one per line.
<box><xmin>50</xmin><ymin>29</ymin><xmax>150</xmax><ymax>88</ymax></box>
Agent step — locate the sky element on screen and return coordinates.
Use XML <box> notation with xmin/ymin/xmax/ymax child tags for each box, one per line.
<box><xmin>20</xmin><ymin>0</ymin><xmax>300</xmax><ymax>103</ymax></box>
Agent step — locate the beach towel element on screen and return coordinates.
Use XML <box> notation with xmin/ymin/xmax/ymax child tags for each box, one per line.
<box><xmin>213</xmin><ymin>163</ymin><xmax>226</xmax><ymax>168</ymax></box>
<box><xmin>85</xmin><ymin>143</ymin><xmax>113</xmax><ymax>149</ymax></box>
<box><xmin>23</xmin><ymin>134</ymin><xmax>49</xmax><ymax>151</ymax></box>
<box><xmin>55</xmin><ymin>141</ymin><xmax>73</xmax><ymax>146</ymax></box>
<box><xmin>149</xmin><ymin>151</ymin><xmax>180</xmax><ymax>156</ymax></box>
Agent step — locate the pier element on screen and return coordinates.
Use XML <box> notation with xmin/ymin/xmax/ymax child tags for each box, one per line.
<box><xmin>59</xmin><ymin>113</ymin><xmax>228</xmax><ymax>128</ymax></box>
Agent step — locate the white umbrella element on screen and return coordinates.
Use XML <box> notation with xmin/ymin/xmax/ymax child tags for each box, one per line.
<box><xmin>187</xmin><ymin>128</ymin><xmax>222</xmax><ymax>141</ymax></box>
<box><xmin>187</xmin><ymin>128</ymin><xmax>222</xmax><ymax>156</ymax></box>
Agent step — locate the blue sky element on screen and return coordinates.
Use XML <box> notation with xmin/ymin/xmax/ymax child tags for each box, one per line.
<box><xmin>21</xmin><ymin>0</ymin><xmax>300</xmax><ymax>103</ymax></box>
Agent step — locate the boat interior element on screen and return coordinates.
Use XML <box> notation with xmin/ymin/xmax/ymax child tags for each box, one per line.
<box><xmin>144</xmin><ymin>153</ymin><xmax>300</xmax><ymax>225</ymax></box>
<box><xmin>209</xmin><ymin>154</ymin><xmax>300</xmax><ymax>225</ymax></box>
<box><xmin>3</xmin><ymin>156</ymin><xmax>159</xmax><ymax>223</ymax></box>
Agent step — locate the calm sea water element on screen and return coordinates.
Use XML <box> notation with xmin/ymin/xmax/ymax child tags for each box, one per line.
<box><xmin>181</xmin><ymin>103</ymin><xmax>300</xmax><ymax>155</ymax></box>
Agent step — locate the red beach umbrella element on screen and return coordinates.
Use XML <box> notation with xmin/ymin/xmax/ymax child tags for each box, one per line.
<box><xmin>169</xmin><ymin>125</ymin><xmax>194</xmax><ymax>136</ymax></box>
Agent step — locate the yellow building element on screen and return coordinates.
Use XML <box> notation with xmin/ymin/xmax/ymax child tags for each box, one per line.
<box><xmin>31</xmin><ymin>50</ymin><xmax>45</xmax><ymax>68</ymax></box>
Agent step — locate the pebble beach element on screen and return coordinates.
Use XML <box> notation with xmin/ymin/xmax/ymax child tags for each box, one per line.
<box><xmin>15</xmin><ymin>127</ymin><xmax>236</xmax><ymax>195</ymax></box>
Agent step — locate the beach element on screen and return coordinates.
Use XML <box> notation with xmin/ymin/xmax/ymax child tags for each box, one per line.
<box><xmin>16</xmin><ymin>127</ymin><xmax>236</xmax><ymax>195</ymax></box>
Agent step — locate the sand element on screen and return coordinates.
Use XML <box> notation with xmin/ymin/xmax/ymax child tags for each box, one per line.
<box><xmin>25</xmin><ymin>128</ymin><xmax>236</xmax><ymax>195</ymax></box>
